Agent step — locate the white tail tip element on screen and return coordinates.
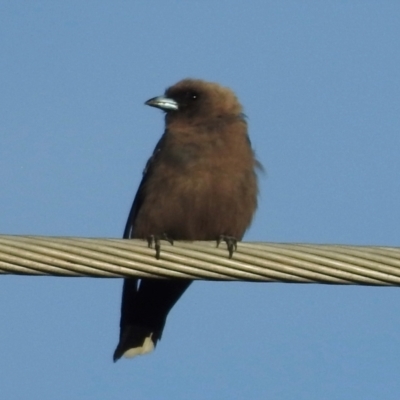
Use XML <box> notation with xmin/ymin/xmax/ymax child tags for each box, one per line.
<box><xmin>122</xmin><ymin>335</ymin><xmax>155</xmax><ymax>358</ymax></box>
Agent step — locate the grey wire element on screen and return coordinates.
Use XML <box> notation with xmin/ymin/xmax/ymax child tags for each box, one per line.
<box><xmin>0</xmin><ymin>235</ymin><xmax>399</xmax><ymax>285</ymax></box>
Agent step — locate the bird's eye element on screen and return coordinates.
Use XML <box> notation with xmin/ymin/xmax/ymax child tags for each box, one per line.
<box><xmin>186</xmin><ymin>91</ymin><xmax>199</xmax><ymax>101</ymax></box>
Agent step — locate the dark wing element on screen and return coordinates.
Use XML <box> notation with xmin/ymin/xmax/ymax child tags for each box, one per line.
<box><xmin>115</xmin><ymin>134</ymin><xmax>180</xmax><ymax>362</ymax></box>
<box><xmin>123</xmin><ymin>135</ymin><xmax>165</xmax><ymax>239</ymax></box>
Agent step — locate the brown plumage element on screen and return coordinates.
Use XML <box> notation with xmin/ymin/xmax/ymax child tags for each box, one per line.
<box><xmin>113</xmin><ymin>78</ymin><xmax>260</xmax><ymax>362</ymax></box>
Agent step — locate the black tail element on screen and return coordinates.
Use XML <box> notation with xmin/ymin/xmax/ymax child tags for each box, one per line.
<box><xmin>113</xmin><ymin>278</ymin><xmax>192</xmax><ymax>362</ymax></box>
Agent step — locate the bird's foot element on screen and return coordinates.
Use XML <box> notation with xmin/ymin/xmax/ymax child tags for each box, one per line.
<box><xmin>216</xmin><ymin>235</ymin><xmax>238</xmax><ymax>259</ymax></box>
<box><xmin>147</xmin><ymin>233</ymin><xmax>174</xmax><ymax>259</ymax></box>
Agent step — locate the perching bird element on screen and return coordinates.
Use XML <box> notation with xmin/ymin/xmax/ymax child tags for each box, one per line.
<box><xmin>113</xmin><ymin>78</ymin><xmax>260</xmax><ymax>362</ymax></box>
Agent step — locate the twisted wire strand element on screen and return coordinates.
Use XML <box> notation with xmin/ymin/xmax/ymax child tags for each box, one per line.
<box><xmin>0</xmin><ymin>235</ymin><xmax>399</xmax><ymax>285</ymax></box>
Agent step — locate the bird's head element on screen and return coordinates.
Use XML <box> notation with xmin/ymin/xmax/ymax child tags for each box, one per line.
<box><xmin>145</xmin><ymin>79</ymin><xmax>244</xmax><ymax>123</ymax></box>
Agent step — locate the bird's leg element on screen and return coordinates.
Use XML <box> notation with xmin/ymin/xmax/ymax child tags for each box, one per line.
<box><xmin>147</xmin><ymin>233</ymin><xmax>174</xmax><ymax>260</ymax></box>
<box><xmin>216</xmin><ymin>235</ymin><xmax>238</xmax><ymax>259</ymax></box>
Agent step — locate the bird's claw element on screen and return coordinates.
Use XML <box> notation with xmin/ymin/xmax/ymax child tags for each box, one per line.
<box><xmin>216</xmin><ymin>235</ymin><xmax>238</xmax><ymax>259</ymax></box>
<box><xmin>147</xmin><ymin>234</ymin><xmax>173</xmax><ymax>259</ymax></box>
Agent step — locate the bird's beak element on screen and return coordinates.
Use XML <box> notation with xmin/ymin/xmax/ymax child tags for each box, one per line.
<box><xmin>145</xmin><ymin>96</ymin><xmax>179</xmax><ymax>111</ymax></box>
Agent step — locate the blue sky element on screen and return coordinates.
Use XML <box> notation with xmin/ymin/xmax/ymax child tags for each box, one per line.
<box><xmin>1</xmin><ymin>2</ymin><xmax>400</xmax><ymax>399</ymax></box>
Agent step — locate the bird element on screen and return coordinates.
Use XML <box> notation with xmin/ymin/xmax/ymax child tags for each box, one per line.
<box><xmin>113</xmin><ymin>78</ymin><xmax>261</xmax><ymax>362</ymax></box>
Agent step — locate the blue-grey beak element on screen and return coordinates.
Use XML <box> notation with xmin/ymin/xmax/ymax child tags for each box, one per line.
<box><xmin>145</xmin><ymin>96</ymin><xmax>179</xmax><ymax>111</ymax></box>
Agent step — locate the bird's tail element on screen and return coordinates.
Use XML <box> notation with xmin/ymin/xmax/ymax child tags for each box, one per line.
<box><xmin>113</xmin><ymin>278</ymin><xmax>192</xmax><ymax>362</ymax></box>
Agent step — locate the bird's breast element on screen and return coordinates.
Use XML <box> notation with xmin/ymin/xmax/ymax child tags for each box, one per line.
<box><xmin>133</xmin><ymin>146</ymin><xmax>257</xmax><ymax>241</ymax></box>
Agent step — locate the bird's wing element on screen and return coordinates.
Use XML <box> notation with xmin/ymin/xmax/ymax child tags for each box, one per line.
<box><xmin>123</xmin><ymin>135</ymin><xmax>165</xmax><ymax>239</ymax></box>
<box><xmin>115</xmin><ymin>134</ymin><xmax>170</xmax><ymax>362</ymax></box>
